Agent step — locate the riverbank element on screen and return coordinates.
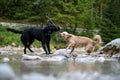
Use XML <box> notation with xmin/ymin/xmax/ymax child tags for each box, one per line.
<box><xmin>0</xmin><ymin>22</ymin><xmax>41</xmax><ymax>29</ymax></box>
<box><xmin>0</xmin><ymin>46</ymin><xmax>43</xmax><ymax>55</ymax></box>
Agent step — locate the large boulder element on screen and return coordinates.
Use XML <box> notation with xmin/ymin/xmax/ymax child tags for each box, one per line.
<box><xmin>99</xmin><ymin>38</ymin><xmax>120</xmax><ymax>57</ymax></box>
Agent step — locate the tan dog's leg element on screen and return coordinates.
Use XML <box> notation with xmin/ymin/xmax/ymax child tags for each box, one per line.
<box><xmin>66</xmin><ymin>42</ymin><xmax>75</xmax><ymax>54</ymax></box>
<box><xmin>70</xmin><ymin>47</ymin><xmax>75</xmax><ymax>54</ymax></box>
<box><xmin>65</xmin><ymin>42</ymin><xmax>76</xmax><ymax>58</ymax></box>
<box><xmin>86</xmin><ymin>44</ymin><xmax>94</xmax><ymax>55</ymax></box>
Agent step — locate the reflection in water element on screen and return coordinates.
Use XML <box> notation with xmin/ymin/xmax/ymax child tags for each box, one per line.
<box><xmin>0</xmin><ymin>59</ymin><xmax>120</xmax><ymax>80</ymax></box>
<box><xmin>101</xmin><ymin>61</ymin><xmax>120</xmax><ymax>74</ymax></box>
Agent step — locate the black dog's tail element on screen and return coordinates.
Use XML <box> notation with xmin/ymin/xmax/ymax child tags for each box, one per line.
<box><xmin>7</xmin><ymin>28</ymin><xmax>22</xmax><ymax>34</ymax></box>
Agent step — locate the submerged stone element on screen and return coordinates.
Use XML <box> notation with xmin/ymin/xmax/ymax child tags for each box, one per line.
<box><xmin>0</xmin><ymin>64</ymin><xmax>16</xmax><ymax>80</ymax></box>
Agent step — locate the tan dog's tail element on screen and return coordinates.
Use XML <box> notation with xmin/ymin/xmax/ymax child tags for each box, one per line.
<box><xmin>92</xmin><ymin>35</ymin><xmax>102</xmax><ymax>52</ymax></box>
<box><xmin>93</xmin><ymin>35</ymin><xmax>102</xmax><ymax>45</ymax></box>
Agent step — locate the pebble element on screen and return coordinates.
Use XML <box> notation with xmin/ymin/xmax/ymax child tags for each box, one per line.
<box><xmin>2</xmin><ymin>57</ymin><xmax>10</xmax><ymax>62</ymax></box>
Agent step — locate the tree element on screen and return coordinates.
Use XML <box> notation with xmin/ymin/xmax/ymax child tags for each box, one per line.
<box><xmin>99</xmin><ymin>0</ymin><xmax>120</xmax><ymax>44</ymax></box>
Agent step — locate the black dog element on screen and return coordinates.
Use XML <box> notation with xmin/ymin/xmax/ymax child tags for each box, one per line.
<box><xmin>7</xmin><ymin>22</ymin><xmax>60</xmax><ymax>54</ymax></box>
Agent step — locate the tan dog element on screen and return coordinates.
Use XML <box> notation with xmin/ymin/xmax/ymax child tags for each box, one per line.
<box><xmin>60</xmin><ymin>32</ymin><xmax>102</xmax><ymax>55</ymax></box>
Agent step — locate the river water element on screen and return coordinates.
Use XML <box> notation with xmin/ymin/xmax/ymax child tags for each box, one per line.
<box><xmin>0</xmin><ymin>54</ymin><xmax>120</xmax><ymax>80</ymax></box>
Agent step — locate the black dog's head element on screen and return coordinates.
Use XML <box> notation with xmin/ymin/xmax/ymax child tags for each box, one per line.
<box><xmin>44</xmin><ymin>22</ymin><xmax>60</xmax><ymax>34</ymax></box>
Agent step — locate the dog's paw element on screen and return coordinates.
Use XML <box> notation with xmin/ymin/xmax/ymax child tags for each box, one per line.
<box><xmin>72</xmin><ymin>53</ymin><xmax>78</xmax><ymax>58</ymax></box>
<box><xmin>64</xmin><ymin>54</ymin><xmax>72</xmax><ymax>58</ymax></box>
<box><xmin>49</xmin><ymin>53</ymin><xmax>53</xmax><ymax>54</ymax></box>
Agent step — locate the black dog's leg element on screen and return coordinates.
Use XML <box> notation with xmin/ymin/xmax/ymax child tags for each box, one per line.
<box><xmin>21</xmin><ymin>36</ymin><xmax>27</xmax><ymax>54</ymax></box>
<box><xmin>42</xmin><ymin>42</ymin><xmax>49</xmax><ymax>55</ymax></box>
<box><xmin>46</xmin><ymin>40</ymin><xmax>51</xmax><ymax>54</ymax></box>
<box><xmin>27</xmin><ymin>45</ymin><xmax>34</xmax><ymax>53</ymax></box>
<box><xmin>24</xmin><ymin>46</ymin><xmax>27</xmax><ymax>54</ymax></box>
<box><xmin>27</xmin><ymin>39</ymin><xmax>35</xmax><ymax>53</ymax></box>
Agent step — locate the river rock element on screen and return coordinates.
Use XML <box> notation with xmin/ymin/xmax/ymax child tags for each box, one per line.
<box><xmin>2</xmin><ymin>57</ymin><xmax>10</xmax><ymax>62</ymax></box>
<box><xmin>99</xmin><ymin>38</ymin><xmax>120</xmax><ymax>57</ymax></box>
<box><xmin>22</xmin><ymin>54</ymin><xmax>43</xmax><ymax>60</ymax></box>
<box><xmin>53</xmin><ymin>49</ymin><xmax>71</xmax><ymax>56</ymax></box>
<box><xmin>0</xmin><ymin>64</ymin><xmax>16</xmax><ymax>80</ymax></box>
<box><xmin>42</xmin><ymin>56</ymin><xmax>67</xmax><ymax>62</ymax></box>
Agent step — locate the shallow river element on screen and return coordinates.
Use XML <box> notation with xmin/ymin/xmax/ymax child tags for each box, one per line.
<box><xmin>0</xmin><ymin>54</ymin><xmax>120</xmax><ymax>80</ymax></box>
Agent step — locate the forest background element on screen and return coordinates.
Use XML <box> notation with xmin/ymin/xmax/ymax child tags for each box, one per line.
<box><xmin>0</xmin><ymin>0</ymin><xmax>120</xmax><ymax>48</ymax></box>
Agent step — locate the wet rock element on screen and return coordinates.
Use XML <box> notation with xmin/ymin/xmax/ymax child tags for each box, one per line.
<box><xmin>34</xmin><ymin>52</ymin><xmax>47</xmax><ymax>56</ymax></box>
<box><xmin>0</xmin><ymin>64</ymin><xmax>16</xmax><ymax>80</ymax></box>
<box><xmin>90</xmin><ymin>51</ymin><xmax>108</xmax><ymax>57</ymax></box>
<box><xmin>2</xmin><ymin>57</ymin><xmax>10</xmax><ymax>62</ymax></box>
<box><xmin>97</xmin><ymin>57</ymin><xmax>105</xmax><ymax>62</ymax></box>
<box><xmin>22</xmin><ymin>54</ymin><xmax>43</xmax><ymax>60</ymax></box>
<box><xmin>22</xmin><ymin>54</ymin><xmax>65</xmax><ymax>61</ymax></box>
<box><xmin>53</xmin><ymin>49</ymin><xmax>80</xmax><ymax>59</ymax></box>
<box><xmin>42</xmin><ymin>56</ymin><xmax>67</xmax><ymax>62</ymax></box>
<box><xmin>22</xmin><ymin>54</ymin><xmax>67</xmax><ymax>62</ymax></box>
<box><xmin>99</xmin><ymin>38</ymin><xmax>120</xmax><ymax>57</ymax></box>
<box><xmin>77</xmin><ymin>54</ymin><xmax>89</xmax><ymax>58</ymax></box>
<box><xmin>75</xmin><ymin>54</ymin><xmax>117</xmax><ymax>63</ymax></box>
<box><xmin>53</xmin><ymin>49</ymin><xmax>71</xmax><ymax>56</ymax></box>
<box><xmin>0</xmin><ymin>51</ymin><xmax>18</xmax><ymax>55</ymax></box>
<box><xmin>75</xmin><ymin>56</ymin><xmax>97</xmax><ymax>63</ymax></box>
<box><xmin>112</xmin><ymin>53</ymin><xmax>120</xmax><ymax>58</ymax></box>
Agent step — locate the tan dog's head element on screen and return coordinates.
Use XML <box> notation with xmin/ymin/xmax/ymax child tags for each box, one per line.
<box><xmin>60</xmin><ymin>32</ymin><xmax>72</xmax><ymax>41</ymax></box>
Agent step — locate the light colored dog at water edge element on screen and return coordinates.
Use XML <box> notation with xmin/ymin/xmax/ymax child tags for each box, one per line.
<box><xmin>60</xmin><ymin>32</ymin><xmax>102</xmax><ymax>55</ymax></box>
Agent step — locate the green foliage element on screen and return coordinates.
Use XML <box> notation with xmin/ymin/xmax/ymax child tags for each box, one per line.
<box><xmin>3</xmin><ymin>32</ymin><xmax>21</xmax><ymax>45</ymax></box>
<box><xmin>0</xmin><ymin>0</ymin><xmax>120</xmax><ymax>47</ymax></box>
<box><xmin>99</xmin><ymin>0</ymin><xmax>120</xmax><ymax>44</ymax></box>
<box><xmin>13</xmin><ymin>13</ymin><xmax>26</xmax><ymax>20</ymax></box>
<box><xmin>0</xmin><ymin>0</ymin><xmax>98</xmax><ymax>28</ymax></box>
<box><xmin>28</xmin><ymin>16</ymin><xmax>41</xmax><ymax>22</ymax></box>
<box><xmin>51</xmin><ymin>33</ymin><xmax>67</xmax><ymax>49</ymax></box>
<box><xmin>0</xmin><ymin>24</ymin><xmax>6</xmax><ymax>31</ymax></box>
<box><xmin>0</xmin><ymin>25</ymin><xmax>20</xmax><ymax>46</ymax></box>
<box><xmin>104</xmin><ymin>0</ymin><xmax>120</xmax><ymax>26</ymax></box>
<box><xmin>99</xmin><ymin>18</ymin><xmax>120</xmax><ymax>44</ymax></box>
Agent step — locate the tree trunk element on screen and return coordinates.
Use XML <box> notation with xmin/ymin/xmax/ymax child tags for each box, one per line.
<box><xmin>100</xmin><ymin>3</ymin><xmax>103</xmax><ymax>21</ymax></box>
<box><xmin>73</xmin><ymin>24</ymin><xmax>77</xmax><ymax>33</ymax></box>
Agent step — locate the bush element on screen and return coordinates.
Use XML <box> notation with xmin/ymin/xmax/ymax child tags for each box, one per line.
<box><xmin>13</xmin><ymin>13</ymin><xmax>27</xmax><ymax>20</ymax></box>
<box><xmin>0</xmin><ymin>25</ymin><xmax>21</xmax><ymax>46</ymax></box>
<box><xmin>99</xmin><ymin>19</ymin><xmax>120</xmax><ymax>44</ymax></box>
<box><xmin>27</xmin><ymin>16</ymin><xmax>41</xmax><ymax>22</ymax></box>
